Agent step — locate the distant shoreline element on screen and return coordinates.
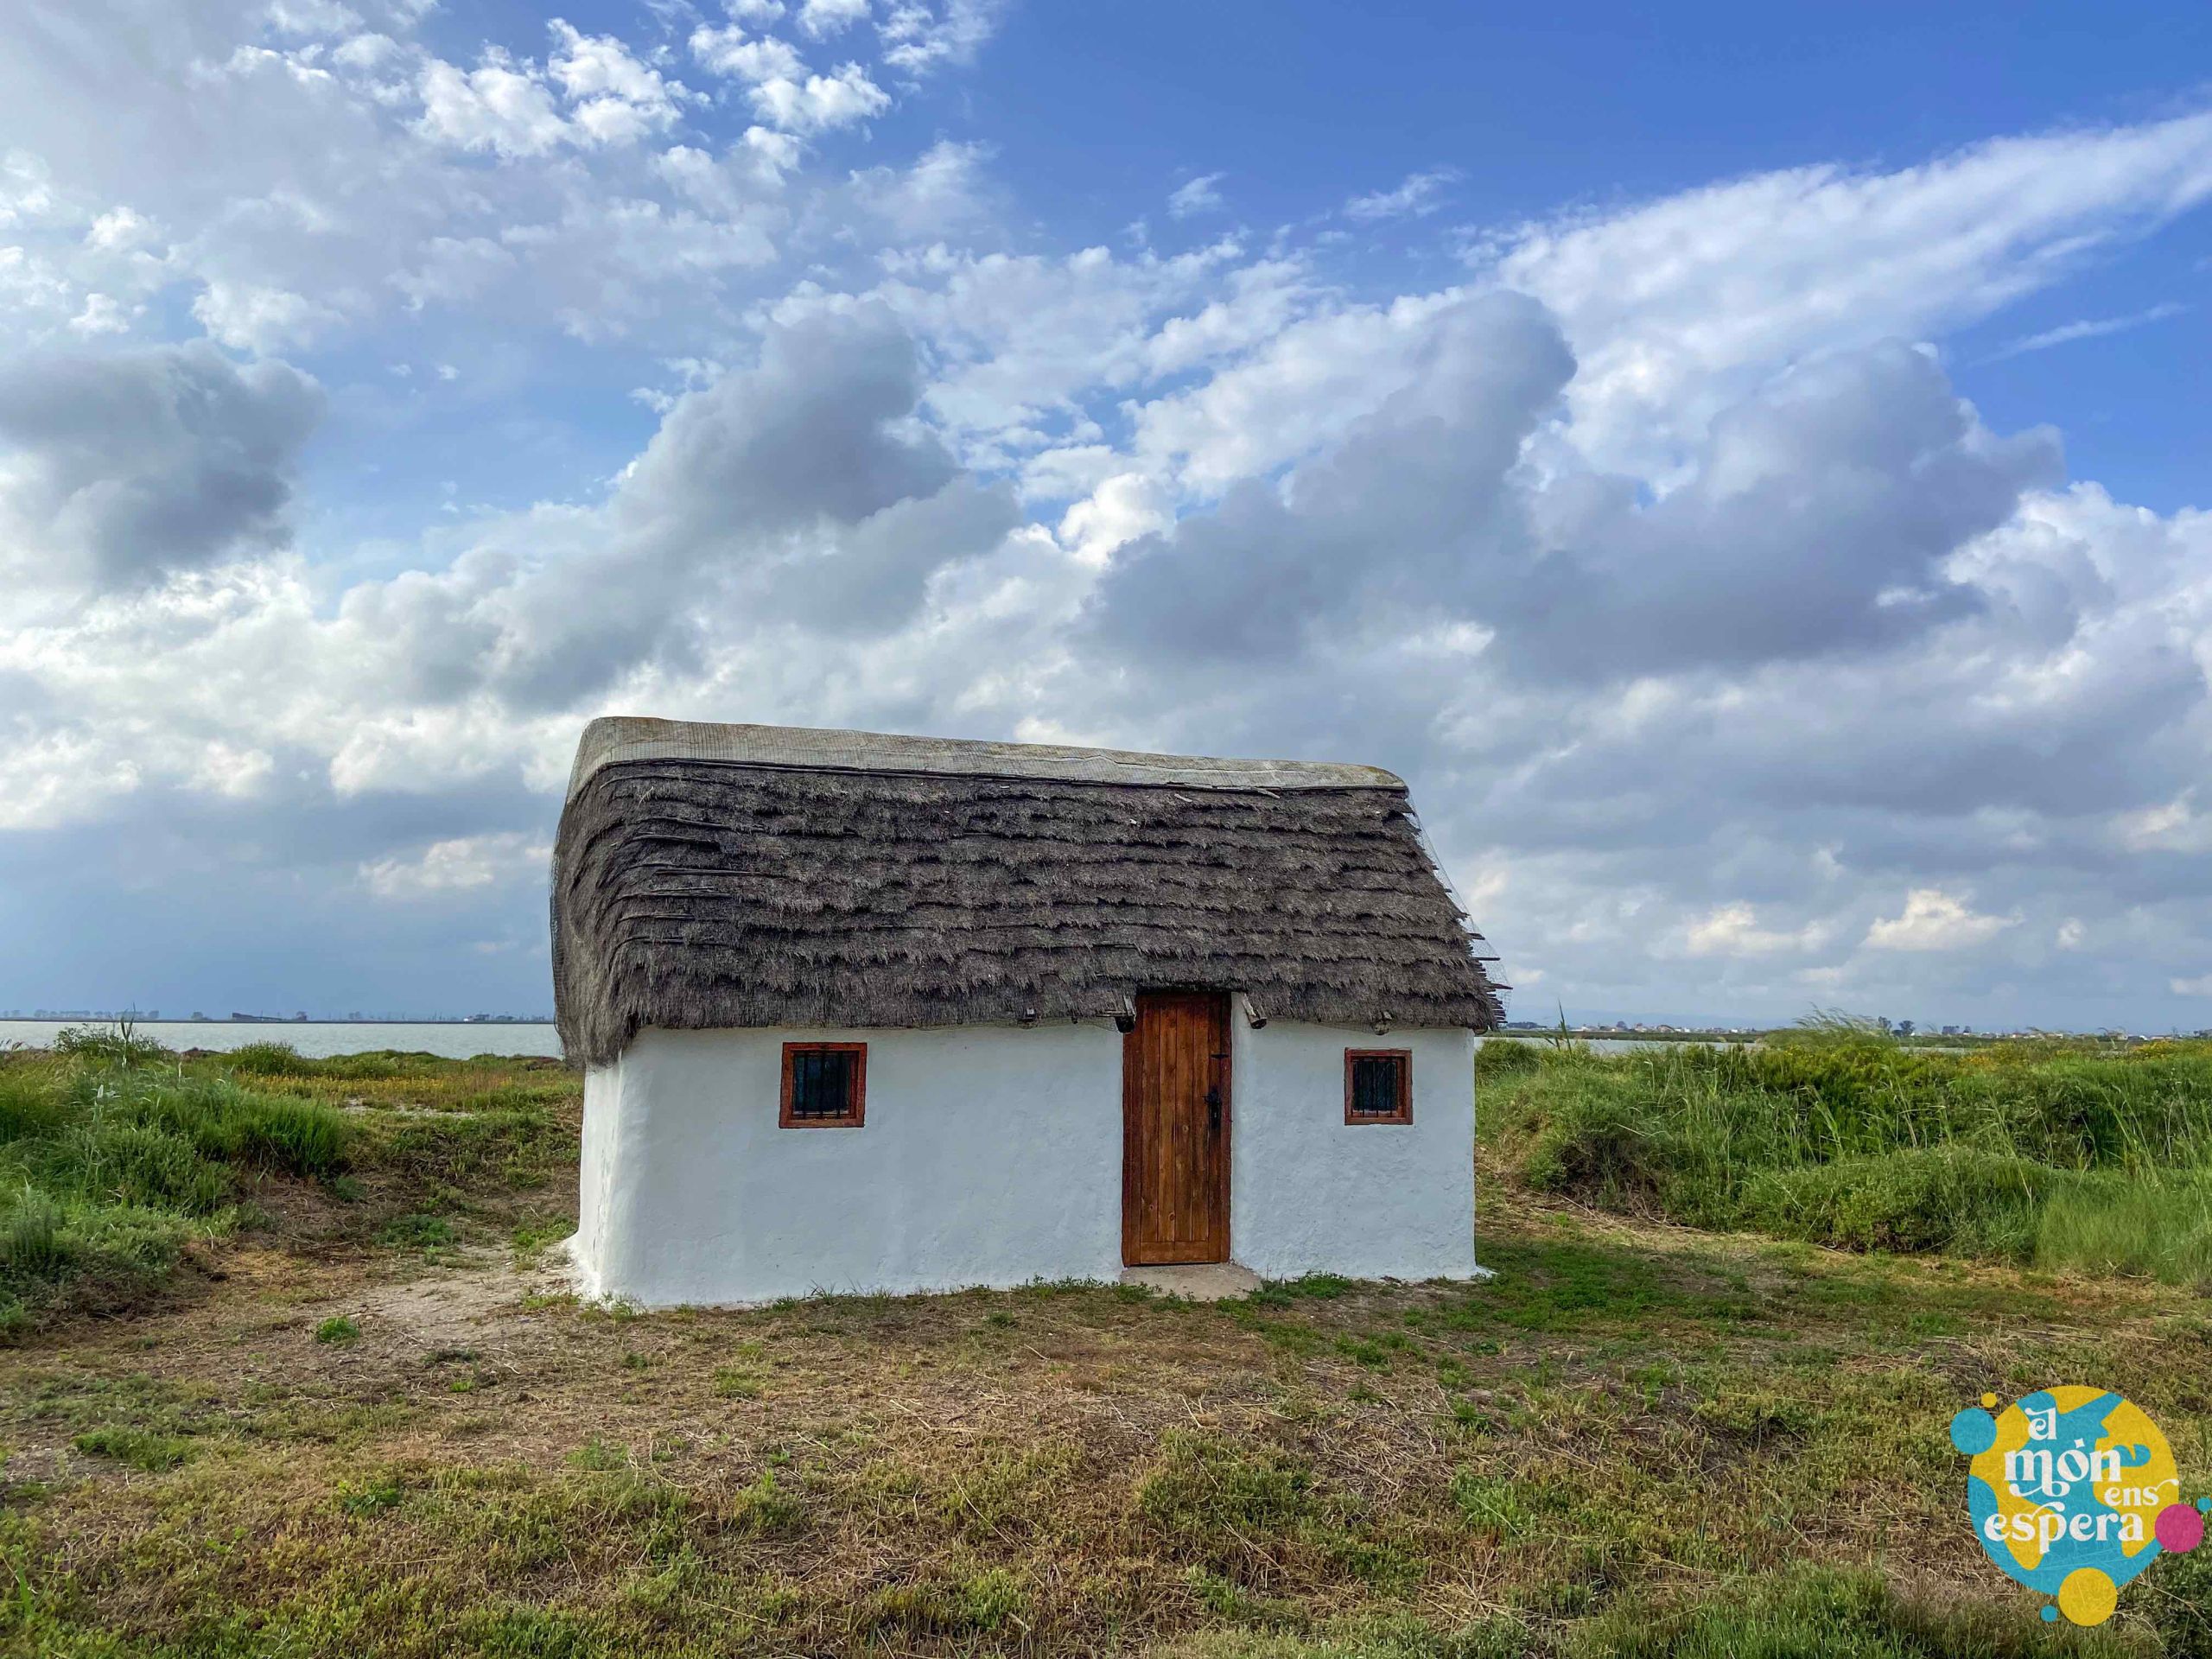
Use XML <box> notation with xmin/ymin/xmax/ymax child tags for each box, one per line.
<box><xmin>0</xmin><ymin>1017</ymin><xmax>555</xmax><ymax>1026</ymax></box>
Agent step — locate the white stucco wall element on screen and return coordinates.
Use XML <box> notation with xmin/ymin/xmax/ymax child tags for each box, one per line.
<box><xmin>573</xmin><ymin>1014</ymin><xmax>1478</xmax><ymax>1306</ymax></box>
<box><xmin>573</xmin><ymin>1063</ymin><xmax>624</xmax><ymax>1285</ymax></box>
<box><xmin>1230</xmin><ymin>1022</ymin><xmax>1478</xmax><ymax>1281</ymax></box>
<box><xmin>573</xmin><ymin>1022</ymin><xmax>1127</xmax><ymax>1304</ymax></box>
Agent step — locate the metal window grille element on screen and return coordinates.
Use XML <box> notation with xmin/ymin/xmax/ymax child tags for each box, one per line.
<box><xmin>789</xmin><ymin>1048</ymin><xmax>855</xmax><ymax>1120</ymax></box>
<box><xmin>1349</xmin><ymin>1055</ymin><xmax>1403</xmax><ymax>1118</ymax></box>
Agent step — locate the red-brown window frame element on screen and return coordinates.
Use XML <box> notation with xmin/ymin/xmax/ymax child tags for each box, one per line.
<box><xmin>1344</xmin><ymin>1048</ymin><xmax>1413</xmax><ymax>1124</ymax></box>
<box><xmin>779</xmin><ymin>1041</ymin><xmax>868</xmax><ymax>1128</ymax></box>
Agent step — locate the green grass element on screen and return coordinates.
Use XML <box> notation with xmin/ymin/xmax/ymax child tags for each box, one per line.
<box><xmin>226</xmin><ymin>1041</ymin><xmax>412</xmax><ymax>1080</ymax></box>
<box><xmin>2034</xmin><ymin>1171</ymin><xmax>2212</xmax><ymax>1284</ymax></box>
<box><xmin>1135</xmin><ymin>1432</ymin><xmax>1319</xmax><ymax>1579</ymax></box>
<box><xmin>2</xmin><ymin>1033</ymin><xmax>2209</xmax><ymax>1656</ymax></box>
<box><xmin>1572</xmin><ymin>1565</ymin><xmax>2138</xmax><ymax>1657</ymax></box>
<box><xmin>3</xmin><ymin>1195</ymin><xmax>2206</xmax><ymax>1656</ymax></box>
<box><xmin>337</xmin><ymin>1473</ymin><xmax>406</xmax><ymax>1516</ymax></box>
<box><xmin>510</xmin><ymin>1217</ymin><xmax>575</xmax><ymax>1264</ymax></box>
<box><xmin>0</xmin><ymin>1027</ymin><xmax>588</xmax><ymax>1334</ymax></box>
<box><xmin>70</xmin><ymin>1426</ymin><xmax>195</xmax><ymax>1472</ymax></box>
<box><xmin>377</xmin><ymin>1212</ymin><xmax>457</xmax><ymax>1250</ymax></box>
<box><xmin>0</xmin><ymin>1029</ymin><xmax>352</xmax><ymax>1325</ymax></box>
<box><xmin>1479</xmin><ymin>1030</ymin><xmax>2212</xmax><ymax>1284</ymax></box>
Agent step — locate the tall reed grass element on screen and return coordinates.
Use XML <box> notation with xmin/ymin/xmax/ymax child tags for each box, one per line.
<box><xmin>1479</xmin><ymin>1029</ymin><xmax>2212</xmax><ymax>1284</ymax></box>
<box><xmin>0</xmin><ymin>1027</ymin><xmax>350</xmax><ymax>1328</ymax></box>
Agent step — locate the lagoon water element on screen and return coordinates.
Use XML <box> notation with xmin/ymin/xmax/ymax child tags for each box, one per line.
<box><xmin>0</xmin><ymin>1020</ymin><xmax>566</xmax><ymax>1059</ymax></box>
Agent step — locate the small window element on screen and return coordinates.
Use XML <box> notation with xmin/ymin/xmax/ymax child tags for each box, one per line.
<box><xmin>780</xmin><ymin>1042</ymin><xmax>867</xmax><ymax>1128</ymax></box>
<box><xmin>1344</xmin><ymin>1049</ymin><xmax>1412</xmax><ymax>1124</ymax></box>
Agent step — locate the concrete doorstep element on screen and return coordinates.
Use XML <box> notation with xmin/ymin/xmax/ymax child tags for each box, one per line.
<box><xmin>1118</xmin><ymin>1262</ymin><xmax>1262</xmax><ymax>1301</ymax></box>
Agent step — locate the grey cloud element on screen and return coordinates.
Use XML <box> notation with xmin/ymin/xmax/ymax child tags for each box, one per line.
<box><xmin>0</xmin><ymin>343</ymin><xmax>322</xmax><ymax>588</ymax></box>
<box><xmin>747</xmin><ymin>477</ymin><xmax>1020</xmax><ymax>633</ymax></box>
<box><xmin>1084</xmin><ymin>310</ymin><xmax>2058</xmax><ymax>695</ymax></box>
<box><xmin>615</xmin><ymin>308</ymin><xmax>963</xmax><ymax>538</ymax></box>
<box><xmin>1505</xmin><ymin>342</ymin><xmax>2063</xmax><ymax>680</ymax></box>
<box><xmin>1044</xmin><ymin>305</ymin><xmax>2208</xmax><ymax>1033</ymax></box>
<box><xmin>337</xmin><ymin>308</ymin><xmax>1014</xmax><ymax>710</ymax></box>
<box><xmin>1505</xmin><ymin>615</ymin><xmax>2202</xmax><ymax>843</ymax></box>
<box><xmin>1085</xmin><ymin>292</ymin><xmax>1575</xmax><ymax>661</ymax></box>
<box><xmin>333</xmin><ymin>563</ymin><xmax>510</xmax><ymax>703</ymax></box>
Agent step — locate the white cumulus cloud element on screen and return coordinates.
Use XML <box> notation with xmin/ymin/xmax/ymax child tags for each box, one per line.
<box><xmin>1681</xmin><ymin>904</ymin><xmax>1826</xmax><ymax>958</ymax></box>
<box><xmin>1864</xmin><ymin>890</ymin><xmax>2019</xmax><ymax>951</ymax></box>
<box><xmin>1167</xmin><ymin>172</ymin><xmax>1224</xmax><ymax>219</ymax></box>
<box><xmin>1344</xmin><ymin>167</ymin><xmax>1459</xmax><ymax>221</ymax></box>
<box><xmin>361</xmin><ymin>831</ymin><xmax>553</xmax><ymax>898</ymax></box>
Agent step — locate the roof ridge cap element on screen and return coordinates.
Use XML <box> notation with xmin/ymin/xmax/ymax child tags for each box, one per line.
<box><xmin>566</xmin><ymin>716</ymin><xmax>1405</xmax><ymax>801</ymax></box>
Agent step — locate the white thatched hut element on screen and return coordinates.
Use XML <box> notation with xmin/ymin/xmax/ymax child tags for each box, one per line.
<box><xmin>552</xmin><ymin>717</ymin><xmax>1504</xmax><ymax>1305</ymax></box>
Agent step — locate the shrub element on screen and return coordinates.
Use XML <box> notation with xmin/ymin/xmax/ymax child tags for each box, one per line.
<box><xmin>0</xmin><ymin>1192</ymin><xmax>70</xmax><ymax>1277</ymax></box>
<box><xmin>227</xmin><ymin>1044</ymin><xmax>410</xmax><ymax>1083</ymax></box>
<box><xmin>232</xmin><ymin>1097</ymin><xmax>349</xmax><ymax>1179</ymax></box>
<box><xmin>226</xmin><ymin>1041</ymin><xmax>311</xmax><ymax>1077</ymax></box>
<box><xmin>79</xmin><ymin>1123</ymin><xmax>230</xmax><ymax>1213</ymax></box>
<box><xmin>0</xmin><ymin>1071</ymin><xmax>67</xmax><ymax>1142</ymax></box>
<box><xmin>1510</xmin><ymin>1077</ymin><xmax>1679</xmax><ymax>1207</ymax></box>
<box><xmin>1475</xmin><ymin>1038</ymin><xmax>1542</xmax><ymax>1077</ymax></box>
<box><xmin>53</xmin><ymin>1023</ymin><xmax>172</xmax><ymax>1071</ymax></box>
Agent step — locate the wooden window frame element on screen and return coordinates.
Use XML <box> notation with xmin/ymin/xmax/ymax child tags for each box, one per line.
<box><xmin>779</xmin><ymin>1041</ymin><xmax>868</xmax><ymax>1128</ymax></box>
<box><xmin>1344</xmin><ymin>1048</ymin><xmax>1413</xmax><ymax>1125</ymax></box>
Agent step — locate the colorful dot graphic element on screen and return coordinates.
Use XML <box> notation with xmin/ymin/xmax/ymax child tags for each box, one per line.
<box><xmin>2056</xmin><ymin>1568</ymin><xmax>2119</xmax><ymax>1626</ymax></box>
<box><xmin>1948</xmin><ymin>1406</ymin><xmax>1998</xmax><ymax>1455</ymax></box>
<box><xmin>2156</xmin><ymin>1503</ymin><xmax>2205</xmax><ymax>1554</ymax></box>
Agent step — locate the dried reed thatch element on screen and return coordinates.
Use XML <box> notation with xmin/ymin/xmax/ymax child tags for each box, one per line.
<box><xmin>552</xmin><ymin>718</ymin><xmax>1503</xmax><ymax>1065</ymax></box>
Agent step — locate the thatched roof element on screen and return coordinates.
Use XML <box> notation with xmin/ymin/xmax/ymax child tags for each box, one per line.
<box><xmin>552</xmin><ymin>717</ymin><xmax>1504</xmax><ymax>1065</ymax></box>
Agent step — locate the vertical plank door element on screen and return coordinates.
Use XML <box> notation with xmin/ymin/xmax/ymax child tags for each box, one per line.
<box><xmin>1122</xmin><ymin>990</ymin><xmax>1230</xmax><ymax>1265</ymax></box>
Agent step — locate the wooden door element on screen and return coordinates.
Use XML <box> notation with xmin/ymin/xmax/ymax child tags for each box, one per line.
<box><xmin>1122</xmin><ymin>990</ymin><xmax>1230</xmax><ymax>1265</ymax></box>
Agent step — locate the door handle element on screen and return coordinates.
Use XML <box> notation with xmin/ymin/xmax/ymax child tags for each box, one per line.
<box><xmin>1206</xmin><ymin>1087</ymin><xmax>1222</xmax><ymax>1134</ymax></box>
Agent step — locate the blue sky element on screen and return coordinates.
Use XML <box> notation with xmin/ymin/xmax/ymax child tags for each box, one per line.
<box><xmin>1</xmin><ymin>0</ymin><xmax>2209</xmax><ymax>1029</ymax></box>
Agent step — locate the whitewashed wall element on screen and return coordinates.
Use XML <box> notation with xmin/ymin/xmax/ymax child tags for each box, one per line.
<box><xmin>573</xmin><ymin>1015</ymin><xmax>1478</xmax><ymax>1306</ymax></box>
<box><xmin>1230</xmin><ymin>1021</ymin><xmax>1478</xmax><ymax>1281</ymax></box>
<box><xmin>573</xmin><ymin>1022</ymin><xmax>1127</xmax><ymax>1304</ymax></box>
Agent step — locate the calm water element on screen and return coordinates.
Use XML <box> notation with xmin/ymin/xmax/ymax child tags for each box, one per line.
<box><xmin>0</xmin><ymin>1020</ymin><xmax>565</xmax><ymax>1059</ymax></box>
